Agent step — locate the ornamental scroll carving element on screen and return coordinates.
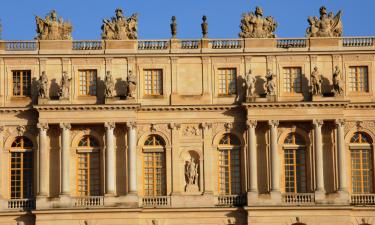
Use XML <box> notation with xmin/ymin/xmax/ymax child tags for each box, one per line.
<box><xmin>101</xmin><ymin>8</ymin><xmax>138</xmax><ymax>40</ymax></box>
<box><xmin>306</xmin><ymin>6</ymin><xmax>343</xmax><ymax>37</ymax></box>
<box><xmin>35</xmin><ymin>10</ymin><xmax>72</xmax><ymax>40</ymax></box>
<box><xmin>239</xmin><ymin>6</ymin><xmax>277</xmax><ymax>38</ymax></box>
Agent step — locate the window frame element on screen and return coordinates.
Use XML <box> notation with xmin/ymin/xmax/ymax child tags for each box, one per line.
<box><xmin>143</xmin><ymin>69</ymin><xmax>163</xmax><ymax>96</ymax></box>
<box><xmin>78</xmin><ymin>69</ymin><xmax>98</xmax><ymax>96</ymax></box>
<box><xmin>348</xmin><ymin>66</ymin><xmax>369</xmax><ymax>93</ymax></box>
<box><xmin>217</xmin><ymin>68</ymin><xmax>237</xmax><ymax>96</ymax></box>
<box><xmin>283</xmin><ymin>67</ymin><xmax>303</xmax><ymax>94</ymax></box>
<box><xmin>12</xmin><ymin>70</ymin><xmax>32</xmax><ymax>97</ymax></box>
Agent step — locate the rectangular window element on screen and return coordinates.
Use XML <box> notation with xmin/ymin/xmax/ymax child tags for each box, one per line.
<box><xmin>79</xmin><ymin>70</ymin><xmax>97</xmax><ymax>96</ymax></box>
<box><xmin>218</xmin><ymin>149</ymin><xmax>240</xmax><ymax>195</ymax></box>
<box><xmin>77</xmin><ymin>152</ymin><xmax>100</xmax><ymax>196</ymax></box>
<box><xmin>283</xmin><ymin>67</ymin><xmax>302</xmax><ymax>93</ymax></box>
<box><xmin>144</xmin><ymin>69</ymin><xmax>163</xmax><ymax>95</ymax></box>
<box><xmin>10</xmin><ymin>152</ymin><xmax>33</xmax><ymax>199</ymax></box>
<box><xmin>143</xmin><ymin>152</ymin><xmax>166</xmax><ymax>196</ymax></box>
<box><xmin>218</xmin><ymin>68</ymin><xmax>237</xmax><ymax>95</ymax></box>
<box><xmin>12</xmin><ymin>70</ymin><xmax>31</xmax><ymax>97</ymax></box>
<box><xmin>284</xmin><ymin>149</ymin><xmax>306</xmax><ymax>193</ymax></box>
<box><xmin>349</xmin><ymin>66</ymin><xmax>369</xmax><ymax>92</ymax></box>
<box><xmin>351</xmin><ymin>149</ymin><xmax>373</xmax><ymax>193</ymax></box>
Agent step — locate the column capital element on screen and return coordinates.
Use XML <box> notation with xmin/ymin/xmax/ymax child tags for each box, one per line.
<box><xmin>126</xmin><ymin>121</ymin><xmax>137</xmax><ymax>129</ymax></box>
<box><xmin>335</xmin><ymin>119</ymin><xmax>346</xmax><ymax>127</ymax></box>
<box><xmin>200</xmin><ymin>122</ymin><xmax>212</xmax><ymax>130</ymax></box>
<box><xmin>37</xmin><ymin>123</ymin><xmax>49</xmax><ymax>131</ymax></box>
<box><xmin>59</xmin><ymin>123</ymin><xmax>71</xmax><ymax>130</ymax></box>
<box><xmin>268</xmin><ymin>120</ymin><xmax>279</xmax><ymax>127</ymax></box>
<box><xmin>246</xmin><ymin>120</ymin><xmax>257</xmax><ymax>129</ymax></box>
<box><xmin>104</xmin><ymin>122</ymin><xmax>116</xmax><ymax>130</ymax></box>
<box><xmin>313</xmin><ymin>119</ymin><xmax>324</xmax><ymax>127</ymax></box>
<box><xmin>168</xmin><ymin>122</ymin><xmax>181</xmax><ymax>130</ymax></box>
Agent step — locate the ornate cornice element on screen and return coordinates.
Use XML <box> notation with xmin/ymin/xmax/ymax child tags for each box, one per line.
<box><xmin>0</xmin><ymin>107</ymin><xmax>33</xmax><ymax>113</ymax></box>
<box><xmin>34</xmin><ymin>104</ymin><xmax>140</xmax><ymax>111</ymax></box>
<box><xmin>243</xmin><ymin>102</ymin><xmax>349</xmax><ymax>109</ymax></box>
<box><xmin>139</xmin><ymin>105</ymin><xmax>239</xmax><ymax>112</ymax></box>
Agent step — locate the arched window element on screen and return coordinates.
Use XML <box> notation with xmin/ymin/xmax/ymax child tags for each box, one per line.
<box><xmin>283</xmin><ymin>133</ymin><xmax>307</xmax><ymax>193</ymax></box>
<box><xmin>350</xmin><ymin>132</ymin><xmax>373</xmax><ymax>194</ymax></box>
<box><xmin>77</xmin><ymin>135</ymin><xmax>100</xmax><ymax>196</ymax></box>
<box><xmin>10</xmin><ymin>136</ymin><xmax>33</xmax><ymax>199</ymax></box>
<box><xmin>143</xmin><ymin>135</ymin><xmax>166</xmax><ymax>196</ymax></box>
<box><xmin>218</xmin><ymin>133</ymin><xmax>241</xmax><ymax>195</ymax></box>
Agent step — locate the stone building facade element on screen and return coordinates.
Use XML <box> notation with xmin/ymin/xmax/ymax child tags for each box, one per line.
<box><xmin>0</xmin><ymin>10</ymin><xmax>375</xmax><ymax>224</ymax></box>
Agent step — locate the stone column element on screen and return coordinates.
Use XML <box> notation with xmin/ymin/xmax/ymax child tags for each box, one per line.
<box><xmin>247</xmin><ymin>120</ymin><xmax>258</xmax><ymax>193</ymax></box>
<box><xmin>38</xmin><ymin>123</ymin><xmax>49</xmax><ymax>196</ymax></box>
<box><xmin>105</xmin><ymin>122</ymin><xmax>116</xmax><ymax>195</ymax></box>
<box><xmin>60</xmin><ymin>123</ymin><xmax>71</xmax><ymax>195</ymax></box>
<box><xmin>336</xmin><ymin>119</ymin><xmax>348</xmax><ymax>193</ymax></box>
<box><xmin>202</xmin><ymin>122</ymin><xmax>213</xmax><ymax>195</ymax></box>
<box><xmin>127</xmin><ymin>122</ymin><xmax>137</xmax><ymax>194</ymax></box>
<box><xmin>313</xmin><ymin>120</ymin><xmax>325</xmax><ymax>194</ymax></box>
<box><xmin>169</xmin><ymin>123</ymin><xmax>181</xmax><ymax>194</ymax></box>
<box><xmin>268</xmin><ymin>120</ymin><xmax>280</xmax><ymax>201</ymax></box>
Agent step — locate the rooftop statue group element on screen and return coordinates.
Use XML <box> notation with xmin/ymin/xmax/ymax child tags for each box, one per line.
<box><xmin>34</xmin><ymin>6</ymin><xmax>343</xmax><ymax>40</ymax></box>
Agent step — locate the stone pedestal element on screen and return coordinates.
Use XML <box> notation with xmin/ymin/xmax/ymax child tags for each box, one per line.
<box><xmin>246</xmin><ymin>96</ymin><xmax>257</xmax><ymax>102</ymax></box>
<box><xmin>185</xmin><ymin>184</ymin><xmax>199</xmax><ymax>193</ymax></box>
<box><xmin>38</xmin><ymin>99</ymin><xmax>70</xmax><ymax>105</ymax></box>
<box><xmin>105</xmin><ymin>97</ymin><xmax>136</xmax><ymax>104</ymax></box>
<box><xmin>247</xmin><ymin>191</ymin><xmax>259</xmax><ymax>205</ymax></box>
<box><xmin>267</xmin><ymin>94</ymin><xmax>277</xmax><ymax>102</ymax></box>
<box><xmin>312</xmin><ymin>95</ymin><xmax>346</xmax><ymax>102</ymax></box>
<box><xmin>171</xmin><ymin>194</ymin><xmax>214</xmax><ymax>207</ymax></box>
<box><xmin>314</xmin><ymin>190</ymin><xmax>326</xmax><ymax>203</ymax></box>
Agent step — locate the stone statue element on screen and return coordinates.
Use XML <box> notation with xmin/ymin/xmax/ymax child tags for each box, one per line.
<box><xmin>245</xmin><ymin>69</ymin><xmax>256</xmax><ymax>97</ymax></box>
<box><xmin>311</xmin><ymin>67</ymin><xmax>322</xmax><ymax>96</ymax></box>
<box><xmin>201</xmin><ymin>15</ymin><xmax>208</xmax><ymax>38</ymax></box>
<box><xmin>101</xmin><ymin>8</ymin><xmax>138</xmax><ymax>40</ymax></box>
<box><xmin>170</xmin><ymin>16</ymin><xmax>177</xmax><ymax>39</ymax></box>
<box><xmin>38</xmin><ymin>71</ymin><xmax>49</xmax><ymax>99</ymax></box>
<box><xmin>185</xmin><ymin>157</ymin><xmax>199</xmax><ymax>191</ymax></box>
<box><xmin>35</xmin><ymin>10</ymin><xmax>72</xmax><ymax>40</ymax></box>
<box><xmin>265</xmin><ymin>69</ymin><xmax>276</xmax><ymax>96</ymax></box>
<box><xmin>306</xmin><ymin>6</ymin><xmax>343</xmax><ymax>37</ymax></box>
<box><xmin>104</xmin><ymin>71</ymin><xmax>115</xmax><ymax>98</ymax></box>
<box><xmin>239</xmin><ymin>6</ymin><xmax>277</xmax><ymax>38</ymax></box>
<box><xmin>332</xmin><ymin>65</ymin><xmax>343</xmax><ymax>96</ymax></box>
<box><xmin>127</xmin><ymin>70</ymin><xmax>137</xmax><ymax>98</ymax></box>
<box><xmin>59</xmin><ymin>71</ymin><xmax>71</xmax><ymax>100</ymax></box>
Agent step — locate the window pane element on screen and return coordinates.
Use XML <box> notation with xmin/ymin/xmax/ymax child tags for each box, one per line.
<box><xmin>283</xmin><ymin>67</ymin><xmax>302</xmax><ymax>93</ymax></box>
<box><xmin>144</xmin><ymin>69</ymin><xmax>163</xmax><ymax>95</ymax></box>
<box><xmin>218</xmin><ymin>68</ymin><xmax>237</xmax><ymax>95</ymax></box>
<box><xmin>349</xmin><ymin>66</ymin><xmax>369</xmax><ymax>92</ymax></box>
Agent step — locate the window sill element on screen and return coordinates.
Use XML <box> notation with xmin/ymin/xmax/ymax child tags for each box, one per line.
<box><xmin>10</xmin><ymin>96</ymin><xmax>31</xmax><ymax>101</ymax></box>
<box><xmin>143</xmin><ymin>95</ymin><xmax>164</xmax><ymax>99</ymax></box>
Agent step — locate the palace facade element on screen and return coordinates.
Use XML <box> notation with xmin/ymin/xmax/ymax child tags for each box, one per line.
<box><xmin>0</xmin><ymin>6</ymin><xmax>375</xmax><ymax>225</ymax></box>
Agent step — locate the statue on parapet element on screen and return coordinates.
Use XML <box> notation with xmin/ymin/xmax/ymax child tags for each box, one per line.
<box><xmin>38</xmin><ymin>71</ymin><xmax>49</xmax><ymax>99</ymax></box>
<box><xmin>311</xmin><ymin>67</ymin><xmax>322</xmax><ymax>96</ymax></box>
<box><xmin>126</xmin><ymin>70</ymin><xmax>137</xmax><ymax>98</ymax></box>
<box><xmin>332</xmin><ymin>65</ymin><xmax>344</xmax><ymax>96</ymax></box>
<box><xmin>245</xmin><ymin>69</ymin><xmax>256</xmax><ymax>97</ymax></box>
<box><xmin>239</xmin><ymin>6</ymin><xmax>277</xmax><ymax>38</ymax></box>
<box><xmin>104</xmin><ymin>71</ymin><xmax>115</xmax><ymax>98</ymax></box>
<box><xmin>265</xmin><ymin>69</ymin><xmax>276</xmax><ymax>96</ymax></box>
<box><xmin>101</xmin><ymin>8</ymin><xmax>138</xmax><ymax>40</ymax></box>
<box><xmin>35</xmin><ymin>10</ymin><xmax>72</xmax><ymax>40</ymax></box>
<box><xmin>59</xmin><ymin>71</ymin><xmax>71</xmax><ymax>100</ymax></box>
<box><xmin>306</xmin><ymin>6</ymin><xmax>342</xmax><ymax>37</ymax></box>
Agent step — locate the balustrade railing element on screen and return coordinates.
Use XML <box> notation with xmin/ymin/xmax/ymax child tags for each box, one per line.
<box><xmin>5</xmin><ymin>41</ymin><xmax>37</xmax><ymax>51</ymax></box>
<box><xmin>7</xmin><ymin>199</ymin><xmax>35</xmax><ymax>210</ymax></box>
<box><xmin>138</xmin><ymin>40</ymin><xmax>169</xmax><ymax>50</ymax></box>
<box><xmin>73</xmin><ymin>41</ymin><xmax>103</xmax><ymax>50</ymax></box>
<box><xmin>73</xmin><ymin>196</ymin><xmax>104</xmax><ymax>207</ymax></box>
<box><xmin>351</xmin><ymin>194</ymin><xmax>375</xmax><ymax>205</ymax></box>
<box><xmin>343</xmin><ymin>37</ymin><xmax>374</xmax><ymax>47</ymax></box>
<box><xmin>142</xmin><ymin>196</ymin><xmax>170</xmax><ymax>207</ymax></box>
<box><xmin>282</xmin><ymin>193</ymin><xmax>315</xmax><ymax>204</ymax></box>
<box><xmin>210</xmin><ymin>39</ymin><xmax>243</xmax><ymax>49</ymax></box>
<box><xmin>277</xmin><ymin>39</ymin><xmax>307</xmax><ymax>48</ymax></box>
<box><xmin>216</xmin><ymin>195</ymin><xmax>247</xmax><ymax>206</ymax></box>
<box><xmin>181</xmin><ymin>40</ymin><xmax>199</xmax><ymax>49</ymax></box>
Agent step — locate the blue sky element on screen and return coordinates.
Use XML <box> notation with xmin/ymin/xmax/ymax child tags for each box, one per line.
<box><xmin>0</xmin><ymin>0</ymin><xmax>373</xmax><ymax>40</ymax></box>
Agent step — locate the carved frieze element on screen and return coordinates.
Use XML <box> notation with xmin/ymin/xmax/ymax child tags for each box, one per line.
<box><xmin>181</xmin><ymin>124</ymin><xmax>201</xmax><ymax>137</ymax></box>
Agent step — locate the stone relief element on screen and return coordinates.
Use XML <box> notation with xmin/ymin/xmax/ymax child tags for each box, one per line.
<box><xmin>344</xmin><ymin>120</ymin><xmax>375</xmax><ymax>137</ymax></box>
<box><xmin>182</xmin><ymin>124</ymin><xmax>201</xmax><ymax>137</ymax></box>
<box><xmin>310</xmin><ymin>67</ymin><xmax>322</xmax><ymax>96</ymax></box>
<box><xmin>35</xmin><ymin>10</ymin><xmax>72</xmax><ymax>40</ymax></box>
<box><xmin>245</xmin><ymin>69</ymin><xmax>256</xmax><ymax>97</ymax></box>
<box><xmin>332</xmin><ymin>65</ymin><xmax>344</xmax><ymax>96</ymax></box>
<box><xmin>58</xmin><ymin>71</ymin><xmax>71</xmax><ymax>100</ymax></box>
<box><xmin>126</xmin><ymin>70</ymin><xmax>137</xmax><ymax>98</ymax></box>
<box><xmin>101</xmin><ymin>8</ymin><xmax>138</xmax><ymax>40</ymax></box>
<box><xmin>306</xmin><ymin>6</ymin><xmax>343</xmax><ymax>37</ymax></box>
<box><xmin>201</xmin><ymin>15</ymin><xmax>208</xmax><ymax>38</ymax></box>
<box><xmin>265</xmin><ymin>69</ymin><xmax>276</xmax><ymax>96</ymax></box>
<box><xmin>239</xmin><ymin>6</ymin><xmax>277</xmax><ymax>38</ymax></box>
<box><xmin>104</xmin><ymin>71</ymin><xmax>115</xmax><ymax>98</ymax></box>
<box><xmin>38</xmin><ymin>71</ymin><xmax>49</xmax><ymax>99</ymax></box>
<box><xmin>185</xmin><ymin>156</ymin><xmax>199</xmax><ymax>192</ymax></box>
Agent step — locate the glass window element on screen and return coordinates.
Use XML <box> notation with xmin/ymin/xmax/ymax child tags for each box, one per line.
<box><xmin>349</xmin><ymin>66</ymin><xmax>369</xmax><ymax>92</ymax></box>
<box><xmin>144</xmin><ymin>69</ymin><xmax>163</xmax><ymax>95</ymax></box>
<box><xmin>283</xmin><ymin>133</ymin><xmax>307</xmax><ymax>193</ymax></box>
<box><xmin>218</xmin><ymin>133</ymin><xmax>241</xmax><ymax>195</ymax></box>
<box><xmin>12</xmin><ymin>70</ymin><xmax>31</xmax><ymax>97</ymax></box>
<box><xmin>79</xmin><ymin>70</ymin><xmax>97</xmax><ymax>96</ymax></box>
<box><xmin>76</xmin><ymin>135</ymin><xmax>100</xmax><ymax>196</ymax></box>
<box><xmin>350</xmin><ymin>132</ymin><xmax>373</xmax><ymax>194</ymax></box>
<box><xmin>283</xmin><ymin>67</ymin><xmax>302</xmax><ymax>93</ymax></box>
<box><xmin>218</xmin><ymin>68</ymin><xmax>237</xmax><ymax>95</ymax></box>
<box><xmin>143</xmin><ymin>135</ymin><xmax>166</xmax><ymax>196</ymax></box>
<box><xmin>10</xmin><ymin>136</ymin><xmax>33</xmax><ymax>199</ymax></box>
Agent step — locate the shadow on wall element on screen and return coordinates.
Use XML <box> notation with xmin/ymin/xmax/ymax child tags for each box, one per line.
<box><xmin>49</xmin><ymin>78</ymin><xmax>60</xmax><ymax>100</ymax></box>
<box><xmin>15</xmin><ymin>213</ymin><xmax>35</xmax><ymax>225</ymax></box>
<box><xmin>225</xmin><ymin>208</ymin><xmax>248</xmax><ymax>225</ymax></box>
<box><xmin>115</xmin><ymin>78</ymin><xmax>127</xmax><ymax>98</ymax></box>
